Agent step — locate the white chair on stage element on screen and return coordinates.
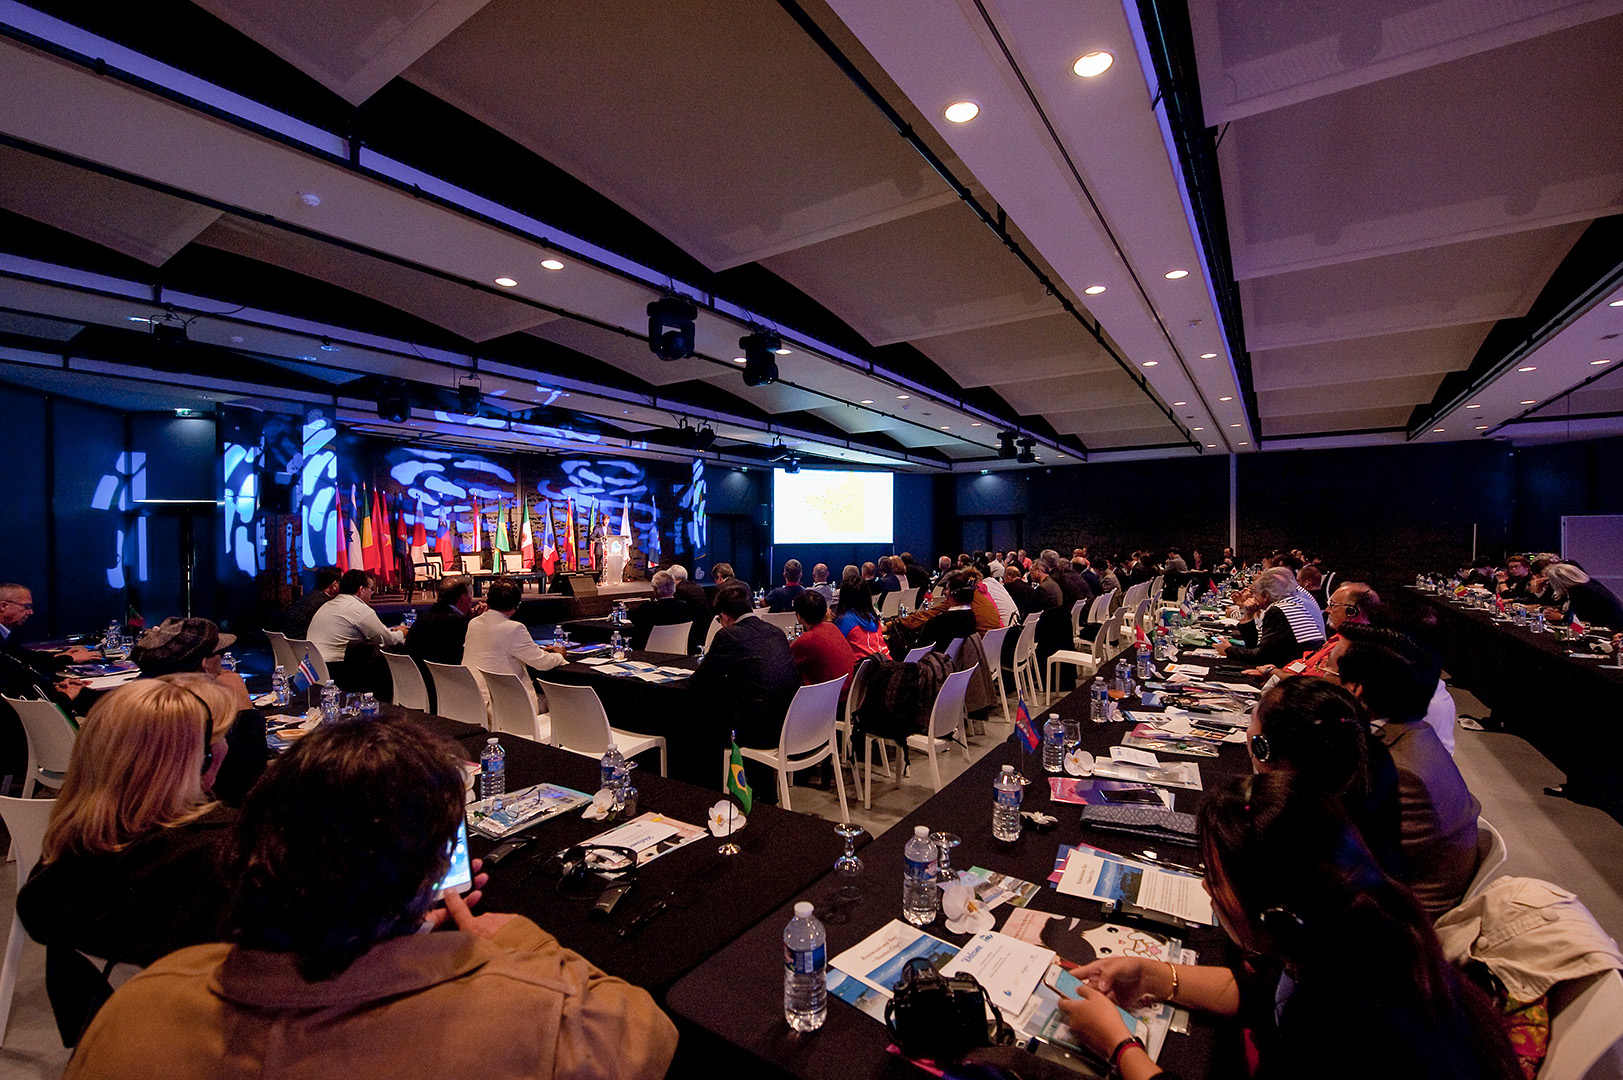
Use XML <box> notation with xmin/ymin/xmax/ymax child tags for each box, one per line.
<box><xmin>0</xmin><ymin>794</ymin><xmax>55</xmax><ymax>1044</ymax></box>
<box><xmin>2</xmin><ymin>696</ymin><xmax>76</xmax><ymax>798</ymax></box>
<box><xmin>863</xmin><ymin>667</ymin><xmax>976</xmax><ymax>807</ymax></box>
<box><xmin>644</xmin><ymin>621</ymin><xmax>693</xmax><ymax>655</ymax></box>
<box><xmin>727</xmin><ymin>676</ymin><xmax>848</xmax><ymax>821</ymax></box>
<box><xmin>481</xmin><ymin>669</ymin><xmax>551</xmax><ymax>744</ymax></box>
<box><xmin>538</xmin><ymin>681</ymin><xmax>666</xmax><ymax>776</ymax></box>
<box><xmin>382</xmin><ymin>652</ymin><xmax>430</xmax><ymax>711</ymax></box>
<box><xmin>424</xmin><ymin>661</ymin><xmax>489</xmax><ymax>728</ymax></box>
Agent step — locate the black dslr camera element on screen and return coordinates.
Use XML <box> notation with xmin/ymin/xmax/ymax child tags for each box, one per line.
<box><xmin>884</xmin><ymin>957</ymin><xmax>1013</xmax><ymax>1060</ymax></box>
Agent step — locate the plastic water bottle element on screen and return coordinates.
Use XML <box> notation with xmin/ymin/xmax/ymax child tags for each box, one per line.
<box><xmin>600</xmin><ymin>743</ymin><xmax>628</xmax><ymax>796</ymax></box>
<box><xmin>1042</xmin><ymin>713</ymin><xmax>1065</xmax><ymax>772</ymax></box>
<box><xmin>902</xmin><ymin>825</ymin><xmax>939</xmax><ymax>926</ymax></box>
<box><xmin>219</xmin><ymin>651</ymin><xmax>238</xmax><ymax>673</ymax></box>
<box><xmin>320</xmin><ymin>680</ymin><xmax>340</xmax><ymax>723</ymax></box>
<box><xmin>480</xmin><ymin>737</ymin><xmax>506</xmax><ymax>812</ymax></box>
<box><xmin>1136</xmin><ymin>642</ymin><xmax>1154</xmax><ymax>680</ymax></box>
<box><xmin>611</xmin><ymin>631</ymin><xmax>626</xmax><ymax>661</ymax></box>
<box><xmin>783</xmin><ymin>901</ymin><xmax>827</xmax><ymax>1032</ymax></box>
<box><xmin>993</xmin><ymin>764</ymin><xmax>1022</xmax><ymax>841</ymax></box>
<box><xmin>1533</xmin><ymin>611</ymin><xmax>1546</xmax><ymax>634</ymax></box>
<box><xmin>359</xmin><ymin>692</ymin><xmax>379</xmax><ymax>717</ymax></box>
<box><xmin>271</xmin><ymin>665</ymin><xmax>289</xmax><ymax>707</ymax></box>
<box><xmin>1090</xmin><ymin>681</ymin><xmax>1109</xmax><ymax>724</ymax></box>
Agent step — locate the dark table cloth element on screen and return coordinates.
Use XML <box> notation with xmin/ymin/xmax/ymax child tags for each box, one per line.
<box><xmin>665</xmin><ymin>667</ymin><xmax>1254</xmax><ymax>1080</ymax></box>
<box><xmin>539</xmin><ymin>650</ymin><xmax>716</xmax><ymax>786</ymax></box>
<box><xmin>1409</xmin><ymin>589</ymin><xmax>1623</xmax><ymax>821</ymax></box>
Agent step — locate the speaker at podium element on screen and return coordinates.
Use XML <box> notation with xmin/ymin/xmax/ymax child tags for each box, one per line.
<box><xmin>602</xmin><ymin>535</ymin><xmax>629</xmax><ymax>587</ymax></box>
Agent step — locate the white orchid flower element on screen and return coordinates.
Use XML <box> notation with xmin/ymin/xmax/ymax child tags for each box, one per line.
<box><xmin>941</xmin><ymin>872</ymin><xmax>995</xmax><ymax>934</ymax></box>
<box><xmin>708</xmin><ymin>800</ymin><xmax>746</xmax><ymax>837</ymax></box>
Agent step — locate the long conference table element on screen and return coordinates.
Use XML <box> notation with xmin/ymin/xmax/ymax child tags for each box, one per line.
<box><xmin>1408</xmin><ymin>589</ymin><xmax>1623</xmax><ymax>822</ymax></box>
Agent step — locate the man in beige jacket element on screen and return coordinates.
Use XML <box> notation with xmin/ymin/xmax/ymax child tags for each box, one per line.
<box><xmin>65</xmin><ymin>716</ymin><xmax>677</xmax><ymax>1080</ymax></box>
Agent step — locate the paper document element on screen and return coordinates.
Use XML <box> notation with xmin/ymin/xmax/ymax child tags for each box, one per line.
<box><xmin>468</xmin><ymin>782</ymin><xmax>591</xmax><ymax>839</ymax></box>
<box><xmin>940</xmin><ymin>931</ymin><xmax>1055</xmax><ymax>1012</ymax></box>
<box><xmin>1056</xmin><ymin>848</ymin><xmax>1215</xmax><ymax>925</ymax></box>
<box><xmin>579</xmin><ymin>657</ymin><xmax>611</xmax><ymax>666</ymax></box>
<box><xmin>1093</xmin><ymin>760</ymin><xmax>1203</xmax><ymax>791</ymax></box>
<box><xmin>1109</xmin><ymin>746</ymin><xmax>1159</xmax><ymax>768</ymax></box>
<box><xmin>830</xmin><ymin>920</ymin><xmax>961</xmax><ymax>1000</ymax></box>
<box><xmin>580</xmin><ymin>811</ymin><xmax>706</xmax><ymax>867</ymax></box>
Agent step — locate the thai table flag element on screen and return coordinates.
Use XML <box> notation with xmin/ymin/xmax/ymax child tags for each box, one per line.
<box><xmin>436</xmin><ymin>513</ymin><xmax>456</xmax><ymax>565</ymax></box>
<box><xmin>564</xmin><ymin>499</ymin><xmax>577</xmax><ymax>570</ymax></box>
<box><xmin>1014</xmin><ymin>698</ymin><xmax>1040</xmax><ymax>755</ymax></box>
<box><xmin>727</xmin><ymin>740</ymin><xmax>753</xmax><ymax>815</ymax></box>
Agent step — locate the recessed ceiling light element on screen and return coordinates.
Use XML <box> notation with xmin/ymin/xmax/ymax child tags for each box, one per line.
<box><xmin>1476</xmin><ymin>425</ymin><xmax>1489</xmax><ymax>430</ymax></box>
<box><xmin>1518</xmin><ymin>366</ymin><xmax>1536</xmax><ymax>372</ymax></box>
<box><xmin>1238</xmin><ymin>441</ymin><xmax>1249</xmax><ymax>446</ymax></box>
<box><xmin>1465</xmin><ymin>403</ymin><xmax>1481</xmax><ymax>409</ymax></box>
<box><xmin>494</xmin><ymin>277</ymin><xmax>518</xmax><ymax>287</ymax></box>
<box><xmin>1219</xmin><ymin>396</ymin><xmax>1232</xmax><ymax>402</ymax></box>
<box><xmin>1172</xmin><ymin>401</ymin><xmax>1186</xmax><ymax>406</ymax></box>
<box><xmin>897</xmin><ymin>394</ymin><xmax>910</xmax><ymax>400</ymax></box>
<box><xmin>1084</xmin><ymin>285</ymin><xmax>1106</xmax><ymax>295</ymax></box>
<box><xmin>1192</xmin><ymin>426</ymin><xmax>1204</xmax><ymax>431</ymax></box>
<box><xmin>1165</xmin><ymin>269</ymin><xmax>1189</xmax><ymax>280</ymax></box>
<box><xmin>970</xmin><ymin>422</ymin><xmax>981</xmax><ymax>427</ymax></box>
<box><xmin>1591</xmin><ymin>358</ymin><xmax>1612</xmax><ymax>365</ymax></box>
<box><xmin>1072</xmin><ymin>51</ymin><xmax>1113</xmax><ymax>77</ymax></box>
<box><xmin>1200</xmin><ymin>352</ymin><xmax>1217</xmax><ymax>359</ymax></box>
<box><xmin>1611</xmin><ymin>299</ymin><xmax>1623</xmax><ymax>307</ymax></box>
<box><xmin>859</xmin><ymin>399</ymin><xmax>874</xmax><ymax>404</ymax></box>
<box><xmin>1520</xmin><ymin>399</ymin><xmax>1537</xmax><ymax>405</ymax></box>
<box><xmin>944</xmin><ymin>100</ymin><xmax>980</xmax><ymax>123</ymax></box>
<box><xmin>1206</xmin><ymin>443</ymin><xmax>1216</xmax><ymax>448</ymax></box>
<box><xmin>540</xmin><ymin>259</ymin><xmax>565</xmax><ymax>271</ymax></box>
<box><xmin>939</xmin><ymin>425</ymin><xmax>950</xmax><ymax>430</ymax></box>
<box><xmin>1142</xmin><ymin>360</ymin><xmax>1158</xmax><ymax>367</ymax></box>
<box><xmin>1433</xmin><ymin>427</ymin><xmax>1446</xmax><ymax>432</ymax></box>
<box><xmin>1229</xmin><ymin>423</ymin><xmax>1241</xmax><ymax>427</ymax></box>
<box><xmin>126</xmin><ymin>315</ymin><xmax>151</xmax><ymax>322</ymax></box>
<box><xmin>731</xmin><ymin>356</ymin><xmax>746</xmax><ymax>364</ymax></box>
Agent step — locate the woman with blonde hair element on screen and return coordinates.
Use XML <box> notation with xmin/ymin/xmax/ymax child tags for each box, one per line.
<box><xmin>17</xmin><ymin>674</ymin><xmax>239</xmax><ymax>1045</ymax></box>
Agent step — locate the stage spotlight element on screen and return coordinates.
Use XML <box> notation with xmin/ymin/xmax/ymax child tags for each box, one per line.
<box><xmin>997</xmin><ymin>431</ymin><xmax>1017</xmax><ymax>459</ymax></box>
<box><xmin>739</xmin><ymin>331</ymin><xmax>781</xmax><ymax>387</ymax></box>
<box><xmin>456</xmin><ymin>372</ymin><xmax>483</xmax><ymax>415</ymax></box>
<box><xmin>785</xmin><ymin>455</ymin><xmax>801</xmax><ymax>474</ymax></box>
<box><xmin>1016</xmin><ymin>437</ymin><xmax>1037</xmax><ymax>464</ymax></box>
<box><xmin>377</xmin><ymin>392</ymin><xmax>411</xmax><ymax>424</ymax></box>
<box><xmin>694</xmin><ymin>424</ymin><xmax>717</xmax><ymax>451</ymax></box>
<box><xmin>647</xmin><ymin>297</ymin><xmax>698</xmax><ymax>361</ymax></box>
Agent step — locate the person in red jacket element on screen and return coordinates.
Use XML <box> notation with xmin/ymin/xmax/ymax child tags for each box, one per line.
<box><xmin>790</xmin><ymin>590</ymin><xmax>855</xmax><ymax>689</ymax></box>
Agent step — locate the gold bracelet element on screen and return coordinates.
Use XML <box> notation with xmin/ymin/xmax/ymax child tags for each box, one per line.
<box><xmin>1164</xmin><ymin>960</ymin><xmax>1179</xmax><ymax>1004</ymax></box>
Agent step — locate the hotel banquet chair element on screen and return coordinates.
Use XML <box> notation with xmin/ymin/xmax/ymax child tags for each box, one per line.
<box><xmin>1066</xmin><ymin>599</ymin><xmax>1089</xmax><ymax>649</ymax></box>
<box><xmin>481</xmin><ymin>669</ymin><xmax>550</xmax><ymax>745</ymax></box>
<box><xmin>703</xmin><ymin>617</ymin><xmax>723</xmax><ymax>651</ymax></box>
<box><xmin>943</xmin><ymin>637</ymin><xmax>966</xmax><ymax>663</ymax></box>
<box><xmin>1011</xmin><ymin>617</ymin><xmax>1046</xmax><ymax>707</ymax></box>
<box><xmin>761</xmin><ymin>612</ymin><xmax>801</xmax><ymax>633</ymax></box>
<box><xmin>538</xmin><ymin>681</ymin><xmax>666</xmax><ymax>776</ymax></box>
<box><xmin>1541</xmin><ymin>969</ymin><xmax>1623</xmax><ymax>1080</ymax></box>
<box><xmin>643</xmin><ymin>621</ymin><xmax>693</xmax><ymax>656</ymax></box>
<box><xmin>837</xmin><ymin>658</ymin><xmax>872</xmax><ymax>765</ymax></box>
<box><xmin>978</xmin><ymin>624</ymin><xmax>1013</xmax><ymax>723</ymax></box>
<box><xmin>284</xmin><ymin>638</ymin><xmax>330</xmax><ymax>684</ymax></box>
<box><xmin>902</xmin><ymin>644</ymin><xmax>933</xmax><ymax>664</ymax></box>
<box><xmin>499</xmin><ymin>552</ymin><xmax>524</xmax><ymax>574</ymax></box>
<box><xmin>864</xmin><ymin>667</ymin><xmax>976</xmax><ymax>807</ymax></box>
<box><xmin>382</xmin><ymin>651</ymin><xmax>430</xmax><ymax>711</ymax></box>
<box><xmin>3</xmin><ymin>696</ymin><xmax>77</xmax><ymax>798</ymax></box>
<box><xmin>263</xmin><ymin>630</ymin><xmax>300</xmax><ymax>676</ymax></box>
<box><xmin>879</xmin><ymin>589</ymin><xmax>905</xmax><ymax>618</ymax></box>
<box><xmin>423</xmin><ymin>661</ymin><xmax>489</xmax><ymax>728</ymax></box>
<box><xmin>728</xmin><ymin>675</ymin><xmax>848</xmax><ymax>821</ymax></box>
<box><xmin>1464</xmin><ymin>816</ymin><xmax>1509</xmax><ymax>901</ymax></box>
<box><xmin>0</xmin><ymin>794</ymin><xmax>55</xmax><ymax>1044</ymax></box>
<box><xmin>1045</xmin><ymin>621</ymin><xmax>1113</xmax><ymax>704</ymax></box>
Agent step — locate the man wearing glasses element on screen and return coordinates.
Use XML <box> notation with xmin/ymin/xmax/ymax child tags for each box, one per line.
<box><xmin>0</xmin><ymin>583</ymin><xmax>97</xmax><ymax>674</ymax></box>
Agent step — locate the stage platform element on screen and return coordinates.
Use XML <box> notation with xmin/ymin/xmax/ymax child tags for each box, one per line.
<box><xmin>373</xmin><ymin>579</ymin><xmax>654</xmax><ymax>624</ymax></box>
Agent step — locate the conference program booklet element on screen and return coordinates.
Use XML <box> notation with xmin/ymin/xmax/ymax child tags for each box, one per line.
<box><xmin>578</xmin><ymin>811</ymin><xmax>707</xmax><ymax>867</ymax></box>
<box><xmin>467</xmin><ymin>782</ymin><xmax>592</xmax><ymax>839</ymax></box>
<box><xmin>827</xmin><ymin>920</ymin><xmax>960</xmax><ymax>1021</ymax></box>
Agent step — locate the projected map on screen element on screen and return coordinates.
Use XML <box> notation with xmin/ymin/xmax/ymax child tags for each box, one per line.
<box><xmin>773</xmin><ymin>469</ymin><xmax>894</xmax><ymax>544</ymax></box>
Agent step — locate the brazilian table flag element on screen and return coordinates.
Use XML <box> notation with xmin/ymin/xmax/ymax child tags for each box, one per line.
<box><xmin>727</xmin><ymin>741</ymin><xmax>753</xmax><ymax>816</ymax></box>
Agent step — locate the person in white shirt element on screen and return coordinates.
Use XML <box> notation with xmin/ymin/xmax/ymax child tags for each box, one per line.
<box><xmin>981</xmin><ymin>561</ymin><xmax>1019</xmax><ymax>626</ymax></box>
<box><xmin>306</xmin><ymin>571</ymin><xmax>405</xmax><ymax>664</ymax></box>
<box><xmin>463</xmin><ymin>578</ymin><xmax>566</xmax><ymax>716</ymax></box>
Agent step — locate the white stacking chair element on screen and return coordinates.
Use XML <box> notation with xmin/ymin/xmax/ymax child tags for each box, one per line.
<box><xmin>1011</xmin><ymin>617</ymin><xmax>1045</xmax><ymax>707</ymax></box>
<box><xmin>864</xmin><ymin>667</ymin><xmax>976</xmax><ymax>807</ymax></box>
<box><xmin>3</xmin><ymin>696</ymin><xmax>76</xmax><ymax>798</ymax></box>
<box><xmin>482</xmin><ymin>669</ymin><xmax>550</xmax><ymax>744</ymax></box>
<box><xmin>644</xmin><ymin>621</ymin><xmax>693</xmax><ymax>655</ymax></box>
<box><xmin>284</xmin><ymin>638</ymin><xmax>330</xmax><ymax>684</ymax></box>
<box><xmin>1066</xmin><ymin>599</ymin><xmax>1089</xmax><ymax>649</ymax></box>
<box><xmin>424</xmin><ymin>661</ymin><xmax>489</xmax><ymax>727</ymax></box>
<box><xmin>1542</xmin><ymin>970</ymin><xmax>1623</xmax><ymax>1080</ymax></box>
<box><xmin>382</xmin><ymin>652</ymin><xmax>430</xmax><ymax>711</ymax></box>
<box><xmin>837</xmin><ymin>658</ymin><xmax>871</xmax><ymax>765</ymax></box>
<box><xmin>703</xmin><ymin>616</ymin><xmax>723</xmax><ymax>650</ymax></box>
<box><xmin>729</xmin><ymin>676</ymin><xmax>848</xmax><ymax>821</ymax></box>
<box><xmin>903</xmin><ymin>644</ymin><xmax>933</xmax><ymax>663</ymax></box>
<box><xmin>1464</xmin><ymin>816</ymin><xmax>1509</xmax><ymax>901</ymax></box>
<box><xmin>979</xmin><ymin>624</ymin><xmax>1013</xmax><ymax>723</ymax></box>
<box><xmin>761</xmin><ymin>612</ymin><xmax>800</xmax><ymax>633</ymax></box>
<box><xmin>1131</xmin><ymin>598</ymin><xmax>1152</xmax><ymax>638</ymax></box>
<box><xmin>1323</xmin><ymin>571</ymin><xmax>1337</xmax><ymax>599</ymax></box>
<box><xmin>264</xmin><ymin>630</ymin><xmax>300</xmax><ymax>675</ymax></box>
<box><xmin>538</xmin><ymin>681</ymin><xmax>666</xmax><ymax>776</ymax></box>
<box><xmin>0</xmin><ymin>794</ymin><xmax>55</xmax><ymax>1044</ymax></box>
<box><xmin>879</xmin><ymin>589</ymin><xmax>905</xmax><ymax>618</ymax></box>
<box><xmin>1045</xmin><ymin>621</ymin><xmax>1112</xmax><ymax>702</ymax></box>
<box><xmin>943</xmin><ymin>637</ymin><xmax>966</xmax><ymax>663</ymax></box>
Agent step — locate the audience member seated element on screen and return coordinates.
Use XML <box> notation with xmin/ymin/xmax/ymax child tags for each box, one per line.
<box><xmin>128</xmin><ymin>617</ymin><xmax>268</xmax><ymax>805</ymax></box>
<box><xmin>463</xmin><ymin>578</ymin><xmax>566</xmax><ymax>716</ymax></box>
<box><xmin>1249</xmin><ymin>677</ymin><xmax>1404</xmax><ymax>881</ymax></box>
<box><xmin>1543</xmin><ymin>561</ymin><xmax>1623</xmax><ymax>629</ymax></box>
<box><xmin>711</xmin><ymin>562</ymin><xmax>749</xmax><ymax>597</ymax></box>
<box><xmin>861</xmin><ymin>561</ymin><xmax>885</xmax><ymax>598</ymax></box>
<box><xmin>931</xmin><ymin>555</ymin><xmax>953</xmax><ymax>590</ymax></box>
<box><xmin>902</xmin><ymin>554</ymin><xmax>929</xmax><ymax>589</ymax></box>
<box><xmin>981</xmin><ymin>563</ymin><xmax>1019</xmax><ymax>626</ymax></box>
<box><xmin>0</xmin><ymin>582</ymin><xmax>97</xmax><ymax>674</ymax></box>
<box><xmin>1096</xmin><ymin>558</ymin><xmax>1122</xmax><ymax>604</ymax></box>
<box><xmin>789</xmin><ymin>591</ymin><xmax>854</xmax><ymax>688</ymax></box>
<box><xmin>1216</xmin><ymin>567</ymin><xmax>1327</xmax><ymax>668</ymax></box>
<box><xmin>1052</xmin><ymin>772</ymin><xmax>1520</xmax><ymax>1080</ymax></box>
<box><xmin>1003</xmin><ymin>563</ymin><xmax>1039</xmax><ymax>616</ymax></box>
<box><xmin>833</xmin><ymin>583</ymin><xmax>892</xmax><ymax>663</ymax></box>
<box><xmin>1045</xmin><ymin>549</ymin><xmax>1093</xmax><ymax>611</ymax></box>
<box><xmin>1493</xmin><ymin>555</ymin><xmax>1537</xmax><ymax>603</ymax></box>
<box><xmin>910</xmin><ymin>572</ymin><xmax>980</xmax><ymax>654</ymax></box>
<box><xmin>1030</xmin><ymin>556</ymin><xmax>1063</xmax><ymax>612</ymax></box>
<box><xmin>1163</xmin><ymin>548</ymin><xmax>1188</xmax><ymax>573</ymax></box>
<box><xmin>627</xmin><ymin>571</ymin><xmax>691</xmax><ymax>649</ymax></box>
<box><xmin>1248</xmin><ymin>581</ymin><xmax>1379</xmax><ymax>682</ymax></box>
<box><xmin>1076</xmin><ymin>557</ymin><xmax>1102</xmax><ymax>597</ymax></box>
<box><xmin>1459</xmin><ymin>558</ymin><xmax>1498</xmax><ymax>589</ymax></box>
<box><xmin>687</xmin><ymin>583</ymin><xmax>799</xmax><ymax>760</ymax></box>
<box><xmin>18</xmin><ymin>676</ymin><xmax>240</xmax><ymax>1045</ymax></box>
<box><xmin>306</xmin><ymin>571</ymin><xmax>405</xmax><ymax>683</ymax></box>
<box><xmin>1297</xmin><ymin>564</ymin><xmax>1326</xmax><ymax>607</ymax></box>
<box><xmin>878</xmin><ymin>556</ymin><xmax>904</xmax><ymax>595</ymax></box>
<box><xmin>1328</xmin><ymin>625</ymin><xmax>1479</xmax><ymax>917</ymax></box>
<box><xmin>282</xmin><ymin>567</ymin><xmax>341</xmax><ymax>640</ymax></box>
<box><xmin>667</xmin><ymin>565</ymin><xmax>710</xmax><ymax>650</ymax></box>
<box><xmin>63</xmin><ymin>716</ymin><xmax>678</xmax><ymax>1080</ymax></box>
<box><xmin>807</xmin><ymin>562</ymin><xmax>835</xmax><ymax>601</ymax></box>
<box><xmin>763</xmin><ymin>559</ymin><xmax>806</xmax><ymax>613</ymax></box>
<box><xmin>405</xmin><ymin>575</ymin><xmax>481</xmax><ymax>666</ymax></box>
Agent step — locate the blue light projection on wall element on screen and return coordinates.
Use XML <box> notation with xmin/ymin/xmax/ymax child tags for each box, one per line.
<box><xmin>681</xmin><ymin>457</ymin><xmax>707</xmax><ymax>561</ymax></box>
<box><xmin>91</xmin><ymin>451</ymin><xmax>148</xmax><ymax>590</ymax></box>
<box><xmin>222</xmin><ymin>441</ymin><xmax>262</xmax><ymax>576</ymax></box>
<box><xmin>300</xmin><ymin>409</ymin><xmax>337</xmax><ymax>569</ymax></box>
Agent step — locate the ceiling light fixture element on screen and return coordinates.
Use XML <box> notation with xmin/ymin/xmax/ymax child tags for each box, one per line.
<box><xmin>1206</xmin><ymin>443</ymin><xmax>1216</xmax><ymax>448</ymax></box>
<box><xmin>1192</xmin><ymin>426</ymin><xmax>1204</xmax><ymax>431</ymax></box>
<box><xmin>1219</xmin><ymin>396</ymin><xmax>1233</xmax><ymax>402</ymax></box>
<box><xmin>1084</xmin><ymin>285</ymin><xmax>1106</xmax><ymax>295</ymax></box>
<box><xmin>647</xmin><ymin>296</ymin><xmax>698</xmax><ymax>360</ymax></box>
<box><xmin>970</xmin><ymin>422</ymin><xmax>981</xmax><ymax>427</ymax></box>
<box><xmin>494</xmin><ymin>277</ymin><xmax>518</xmax><ymax>287</ymax></box>
<box><xmin>1229</xmin><ymin>423</ymin><xmax>1241</xmax><ymax>428</ymax></box>
<box><xmin>1611</xmin><ymin>300</ymin><xmax>1623</xmax><ymax>307</ymax></box>
<box><xmin>1518</xmin><ymin>366</ymin><xmax>1537</xmax><ymax>372</ymax></box>
<box><xmin>1164</xmin><ymin>269</ymin><xmax>1189</xmax><ymax>280</ymax></box>
<box><xmin>1237</xmin><ymin>441</ymin><xmax>1249</xmax><ymax>446</ymax></box>
<box><xmin>1072</xmin><ymin>51</ymin><xmax>1113</xmax><ymax>77</ymax></box>
<box><xmin>1433</xmin><ymin>427</ymin><xmax>1446</xmax><ymax>433</ymax></box>
<box><xmin>1142</xmin><ymin>360</ymin><xmax>1158</xmax><ymax>367</ymax></box>
<box><xmin>731</xmin><ymin>356</ymin><xmax>746</xmax><ymax>364</ymax></box>
<box><xmin>939</xmin><ymin>425</ymin><xmax>950</xmax><ymax>431</ymax></box>
<box><xmin>126</xmin><ymin>315</ymin><xmax>151</xmax><ymax>323</ymax></box>
<box><xmin>1465</xmin><ymin>403</ymin><xmax>1481</xmax><ymax>409</ymax></box>
<box><xmin>1592</xmin><ymin>358</ymin><xmax>1612</xmax><ymax>365</ymax></box>
<box><xmin>897</xmin><ymin>394</ymin><xmax>910</xmax><ymax>400</ymax></box>
<box><xmin>541</xmin><ymin>259</ymin><xmax>565</xmax><ymax>271</ymax></box>
<box><xmin>859</xmin><ymin>399</ymin><xmax>874</xmax><ymax>404</ymax></box>
<box><xmin>1476</xmin><ymin>425</ymin><xmax>1489</xmax><ymax>430</ymax></box>
<box><xmin>944</xmin><ymin>100</ymin><xmax>980</xmax><ymax>123</ymax></box>
<box><xmin>1200</xmin><ymin>352</ymin><xmax>1217</xmax><ymax>359</ymax></box>
<box><xmin>1521</xmin><ymin>400</ymin><xmax>1537</xmax><ymax>405</ymax></box>
<box><xmin>1016</xmin><ymin>437</ymin><xmax>1037</xmax><ymax>464</ymax></box>
<box><xmin>319</xmin><ymin>337</ymin><xmax>340</xmax><ymax>352</ymax></box>
<box><xmin>739</xmin><ymin>331</ymin><xmax>781</xmax><ymax>386</ymax></box>
<box><xmin>1172</xmin><ymin>401</ymin><xmax>1187</xmax><ymax>406</ymax></box>
<box><xmin>997</xmin><ymin>431</ymin><xmax>1017</xmax><ymax>459</ymax></box>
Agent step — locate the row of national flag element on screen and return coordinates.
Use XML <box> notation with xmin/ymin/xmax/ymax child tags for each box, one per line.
<box><xmin>331</xmin><ymin>488</ymin><xmax>647</xmax><ymax>581</ymax></box>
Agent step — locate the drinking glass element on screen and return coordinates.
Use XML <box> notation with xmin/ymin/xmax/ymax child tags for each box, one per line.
<box><xmin>833</xmin><ymin>822</ymin><xmax>865</xmax><ymax>899</ymax></box>
<box><xmin>931</xmin><ymin>832</ymin><xmax>962</xmax><ymax>882</ymax></box>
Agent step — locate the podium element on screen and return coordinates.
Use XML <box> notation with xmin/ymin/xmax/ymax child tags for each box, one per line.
<box><xmin>603</xmin><ymin>535</ymin><xmax>629</xmax><ymax>587</ymax></box>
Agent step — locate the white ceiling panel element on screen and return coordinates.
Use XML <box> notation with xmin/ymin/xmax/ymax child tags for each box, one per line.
<box><xmin>522</xmin><ymin>319</ymin><xmax>714</xmax><ymax>387</ymax></box>
<box><xmin>919</xmin><ymin>312</ymin><xmax>1116</xmax><ymax>389</ymax></box>
<box><xmin>1264</xmin><ymin>406</ymin><xmax>1414</xmax><ymax>436</ymax></box>
<box><xmin>1258</xmin><ymin>373</ymin><xmax>1447</xmax><ymax>418</ymax></box>
<box><xmin>1252</xmin><ymin>324</ymin><xmax>1492</xmax><ymax>391</ymax></box>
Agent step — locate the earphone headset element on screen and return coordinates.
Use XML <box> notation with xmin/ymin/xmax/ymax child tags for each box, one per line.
<box><xmin>174</xmin><ymin>685</ymin><xmax>216</xmax><ymax>775</ymax></box>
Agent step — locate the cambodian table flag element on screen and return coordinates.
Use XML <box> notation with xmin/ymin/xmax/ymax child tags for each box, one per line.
<box><xmin>727</xmin><ymin>739</ymin><xmax>753</xmax><ymax>815</ymax></box>
<box><xmin>1014</xmin><ymin>697</ymin><xmax>1040</xmax><ymax>755</ymax></box>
